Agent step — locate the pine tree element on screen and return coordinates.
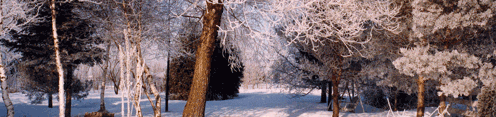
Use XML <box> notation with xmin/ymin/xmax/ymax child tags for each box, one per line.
<box><xmin>206</xmin><ymin>42</ymin><xmax>243</xmax><ymax>100</ymax></box>
<box><xmin>1</xmin><ymin>0</ymin><xmax>104</xmax><ymax>116</ymax></box>
<box><xmin>169</xmin><ymin>32</ymin><xmax>243</xmax><ymax>101</ymax></box>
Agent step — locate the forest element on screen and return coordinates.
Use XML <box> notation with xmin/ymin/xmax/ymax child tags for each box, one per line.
<box><xmin>0</xmin><ymin>0</ymin><xmax>495</xmax><ymax>117</ymax></box>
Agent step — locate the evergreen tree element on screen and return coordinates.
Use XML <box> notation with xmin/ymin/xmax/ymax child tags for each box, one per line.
<box><xmin>206</xmin><ymin>42</ymin><xmax>243</xmax><ymax>100</ymax></box>
<box><xmin>169</xmin><ymin>34</ymin><xmax>243</xmax><ymax>101</ymax></box>
<box><xmin>1</xmin><ymin>0</ymin><xmax>104</xmax><ymax>116</ymax></box>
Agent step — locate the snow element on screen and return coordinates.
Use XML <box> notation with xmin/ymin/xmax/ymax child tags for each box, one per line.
<box><xmin>1</xmin><ymin>86</ymin><xmax>440</xmax><ymax>117</ymax></box>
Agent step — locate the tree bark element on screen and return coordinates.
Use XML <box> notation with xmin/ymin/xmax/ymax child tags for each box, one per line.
<box><xmin>65</xmin><ymin>66</ymin><xmax>74</xmax><ymax>117</ymax></box>
<box><xmin>144</xmin><ymin>66</ymin><xmax>161</xmax><ymax>117</ymax></box>
<box><xmin>321</xmin><ymin>80</ymin><xmax>327</xmax><ymax>103</ymax></box>
<box><xmin>117</xmin><ymin>44</ymin><xmax>125</xmax><ymax>117</ymax></box>
<box><xmin>332</xmin><ymin>69</ymin><xmax>342</xmax><ymax>117</ymax></box>
<box><xmin>65</xmin><ymin>86</ymin><xmax>71</xmax><ymax>117</ymax></box>
<box><xmin>417</xmin><ymin>76</ymin><xmax>425</xmax><ymax>117</ymax></box>
<box><xmin>0</xmin><ymin>1</ymin><xmax>14</xmax><ymax>114</ymax></box>
<box><xmin>327</xmin><ymin>81</ymin><xmax>331</xmax><ymax>111</ymax></box>
<box><xmin>99</xmin><ymin>44</ymin><xmax>110</xmax><ymax>112</ymax></box>
<box><xmin>48</xmin><ymin>92</ymin><xmax>53</xmax><ymax>108</ymax></box>
<box><xmin>394</xmin><ymin>88</ymin><xmax>398</xmax><ymax>111</ymax></box>
<box><xmin>439</xmin><ymin>94</ymin><xmax>446</xmax><ymax>117</ymax></box>
<box><xmin>50</xmin><ymin>0</ymin><xmax>65</xmax><ymax>116</ymax></box>
<box><xmin>182</xmin><ymin>1</ymin><xmax>223</xmax><ymax>116</ymax></box>
<box><xmin>98</xmin><ymin>80</ymin><xmax>106</xmax><ymax>112</ymax></box>
<box><xmin>1</xmin><ymin>60</ymin><xmax>14</xmax><ymax>117</ymax></box>
<box><xmin>165</xmin><ymin>55</ymin><xmax>170</xmax><ymax>112</ymax></box>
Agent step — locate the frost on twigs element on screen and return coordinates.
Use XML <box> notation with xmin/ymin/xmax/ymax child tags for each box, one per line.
<box><xmin>411</xmin><ymin>0</ymin><xmax>496</xmax><ymax>38</ymax></box>
<box><xmin>393</xmin><ymin>46</ymin><xmax>485</xmax><ymax>97</ymax></box>
<box><xmin>218</xmin><ymin>0</ymin><xmax>401</xmax><ymax>57</ymax></box>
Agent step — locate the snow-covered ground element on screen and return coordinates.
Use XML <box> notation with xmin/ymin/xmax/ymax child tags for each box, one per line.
<box><xmin>0</xmin><ymin>86</ymin><xmax>439</xmax><ymax>117</ymax></box>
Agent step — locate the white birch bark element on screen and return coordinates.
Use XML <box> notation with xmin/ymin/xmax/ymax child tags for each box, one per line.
<box><xmin>0</xmin><ymin>1</ymin><xmax>14</xmax><ymax>116</ymax></box>
<box><xmin>134</xmin><ymin>48</ymin><xmax>143</xmax><ymax>117</ymax></box>
<box><xmin>124</xmin><ymin>29</ymin><xmax>132</xmax><ymax>117</ymax></box>
<box><xmin>50</xmin><ymin>0</ymin><xmax>65</xmax><ymax>116</ymax></box>
<box><xmin>0</xmin><ymin>55</ymin><xmax>14</xmax><ymax>117</ymax></box>
<box><xmin>117</xmin><ymin>44</ymin><xmax>125</xmax><ymax>117</ymax></box>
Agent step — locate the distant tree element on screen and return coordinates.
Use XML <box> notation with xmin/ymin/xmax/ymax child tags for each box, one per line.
<box><xmin>1</xmin><ymin>0</ymin><xmax>104</xmax><ymax>116</ymax></box>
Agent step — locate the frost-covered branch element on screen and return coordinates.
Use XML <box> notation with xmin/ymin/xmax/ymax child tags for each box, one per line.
<box><xmin>219</xmin><ymin>0</ymin><xmax>402</xmax><ymax>57</ymax></box>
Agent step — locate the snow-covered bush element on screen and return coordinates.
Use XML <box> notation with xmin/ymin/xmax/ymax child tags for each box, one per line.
<box><xmin>477</xmin><ymin>84</ymin><xmax>496</xmax><ymax>117</ymax></box>
<box><xmin>362</xmin><ymin>87</ymin><xmax>388</xmax><ymax>109</ymax></box>
<box><xmin>393</xmin><ymin>46</ymin><xmax>482</xmax><ymax>98</ymax></box>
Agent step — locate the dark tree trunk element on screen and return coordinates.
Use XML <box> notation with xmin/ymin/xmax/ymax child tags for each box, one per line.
<box><xmin>417</xmin><ymin>76</ymin><xmax>425</xmax><ymax>117</ymax></box>
<box><xmin>65</xmin><ymin>66</ymin><xmax>74</xmax><ymax>117</ymax></box>
<box><xmin>65</xmin><ymin>85</ymin><xmax>72</xmax><ymax>117</ymax></box>
<box><xmin>394</xmin><ymin>88</ymin><xmax>398</xmax><ymax>111</ymax></box>
<box><xmin>48</xmin><ymin>92</ymin><xmax>53</xmax><ymax>108</ymax></box>
<box><xmin>165</xmin><ymin>56</ymin><xmax>170</xmax><ymax>112</ymax></box>
<box><xmin>328</xmin><ymin>81</ymin><xmax>331</xmax><ymax>111</ymax></box>
<box><xmin>321</xmin><ymin>81</ymin><xmax>327</xmax><ymax>103</ymax></box>
<box><xmin>332</xmin><ymin>69</ymin><xmax>342</xmax><ymax>117</ymax></box>
<box><xmin>182</xmin><ymin>1</ymin><xmax>223</xmax><ymax>116</ymax></box>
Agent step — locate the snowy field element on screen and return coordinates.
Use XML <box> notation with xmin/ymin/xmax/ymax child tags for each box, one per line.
<box><xmin>0</xmin><ymin>86</ymin><xmax>439</xmax><ymax>117</ymax></box>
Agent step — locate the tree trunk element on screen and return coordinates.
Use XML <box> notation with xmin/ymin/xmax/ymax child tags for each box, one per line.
<box><xmin>49</xmin><ymin>92</ymin><xmax>53</xmax><ymax>108</ymax></box>
<box><xmin>417</xmin><ymin>76</ymin><xmax>425</xmax><ymax>117</ymax></box>
<box><xmin>327</xmin><ymin>81</ymin><xmax>331</xmax><ymax>111</ymax></box>
<box><xmin>182</xmin><ymin>1</ymin><xmax>223</xmax><ymax>116</ymax></box>
<box><xmin>144</xmin><ymin>67</ymin><xmax>161</xmax><ymax>117</ymax></box>
<box><xmin>165</xmin><ymin>56</ymin><xmax>170</xmax><ymax>112</ymax></box>
<box><xmin>65</xmin><ymin>66</ymin><xmax>74</xmax><ymax>117</ymax></box>
<box><xmin>50</xmin><ymin>0</ymin><xmax>65</xmax><ymax>116</ymax></box>
<box><xmin>0</xmin><ymin>2</ymin><xmax>14</xmax><ymax>116</ymax></box>
<box><xmin>117</xmin><ymin>45</ymin><xmax>125</xmax><ymax>117</ymax></box>
<box><xmin>134</xmin><ymin>49</ymin><xmax>143</xmax><ymax>117</ymax></box>
<box><xmin>439</xmin><ymin>94</ymin><xmax>446</xmax><ymax>117</ymax></box>
<box><xmin>65</xmin><ymin>86</ymin><xmax>71</xmax><ymax>117</ymax></box>
<box><xmin>99</xmin><ymin>44</ymin><xmax>111</xmax><ymax>113</ymax></box>
<box><xmin>332</xmin><ymin>69</ymin><xmax>342</xmax><ymax>117</ymax></box>
<box><xmin>98</xmin><ymin>80</ymin><xmax>106</xmax><ymax>112</ymax></box>
<box><xmin>1</xmin><ymin>60</ymin><xmax>14</xmax><ymax>117</ymax></box>
<box><xmin>394</xmin><ymin>88</ymin><xmax>398</xmax><ymax>111</ymax></box>
<box><xmin>321</xmin><ymin>81</ymin><xmax>327</xmax><ymax>103</ymax></box>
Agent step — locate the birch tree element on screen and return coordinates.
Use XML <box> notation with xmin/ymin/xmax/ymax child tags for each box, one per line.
<box><xmin>49</xmin><ymin>0</ymin><xmax>65</xmax><ymax>116</ymax></box>
<box><xmin>0</xmin><ymin>0</ymin><xmax>38</xmax><ymax>116</ymax></box>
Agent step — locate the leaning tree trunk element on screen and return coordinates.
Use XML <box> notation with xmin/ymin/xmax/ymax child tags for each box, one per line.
<box><xmin>144</xmin><ymin>66</ymin><xmax>161</xmax><ymax>117</ymax></box>
<box><xmin>50</xmin><ymin>0</ymin><xmax>65</xmax><ymax>116</ymax></box>
<box><xmin>439</xmin><ymin>94</ymin><xmax>446</xmax><ymax>117</ymax></box>
<box><xmin>0</xmin><ymin>58</ymin><xmax>14</xmax><ymax>117</ymax></box>
<box><xmin>332</xmin><ymin>69</ymin><xmax>342</xmax><ymax>117</ymax></box>
<box><xmin>182</xmin><ymin>1</ymin><xmax>223</xmax><ymax>116</ymax></box>
<box><xmin>417</xmin><ymin>76</ymin><xmax>425</xmax><ymax>117</ymax></box>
